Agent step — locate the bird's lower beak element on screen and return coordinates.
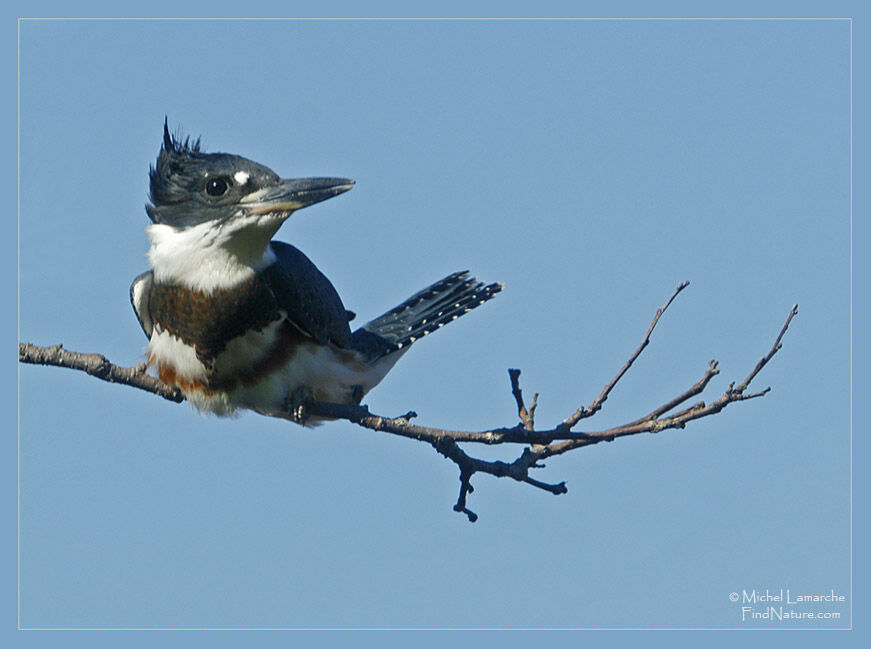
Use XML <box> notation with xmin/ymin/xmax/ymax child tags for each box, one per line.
<box><xmin>240</xmin><ymin>177</ymin><xmax>355</xmax><ymax>214</ymax></box>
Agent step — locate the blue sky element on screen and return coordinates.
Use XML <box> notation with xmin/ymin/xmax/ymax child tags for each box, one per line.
<box><xmin>13</xmin><ymin>12</ymin><xmax>854</xmax><ymax>638</ymax></box>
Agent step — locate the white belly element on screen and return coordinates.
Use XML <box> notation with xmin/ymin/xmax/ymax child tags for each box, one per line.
<box><xmin>147</xmin><ymin>322</ymin><xmax>404</xmax><ymax>421</ymax></box>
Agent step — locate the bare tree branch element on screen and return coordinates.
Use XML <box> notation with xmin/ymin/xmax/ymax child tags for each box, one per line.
<box><xmin>19</xmin><ymin>342</ymin><xmax>184</xmax><ymax>402</ymax></box>
<box><xmin>558</xmin><ymin>280</ymin><xmax>689</xmax><ymax>431</ymax></box>
<box><xmin>18</xmin><ymin>287</ymin><xmax>798</xmax><ymax>521</ymax></box>
<box><xmin>508</xmin><ymin>368</ymin><xmax>537</xmax><ymax>431</ymax></box>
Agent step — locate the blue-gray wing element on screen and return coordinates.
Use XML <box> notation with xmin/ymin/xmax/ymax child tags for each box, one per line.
<box><xmin>130</xmin><ymin>271</ymin><xmax>154</xmax><ymax>339</ymax></box>
<box><xmin>263</xmin><ymin>241</ymin><xmax>353</xmax><ymax>348</ymax></box>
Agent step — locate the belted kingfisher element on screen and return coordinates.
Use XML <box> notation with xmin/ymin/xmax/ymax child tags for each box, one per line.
<box><xmin>130</xmin><ymin>122</ymin><xmax>502</xmax><ymax>423</ymax></box>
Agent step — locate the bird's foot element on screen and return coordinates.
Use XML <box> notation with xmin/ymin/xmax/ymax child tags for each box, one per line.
<box><xmin>284</xmin><ymin>387</ymin><xmax>313</xmax><ymax>425</ymax></box>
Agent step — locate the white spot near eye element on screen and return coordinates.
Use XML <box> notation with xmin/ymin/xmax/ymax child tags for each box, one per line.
<box><xmin>234</xmin><ymin>171</ymin><xmax>250</xmax><ymax>185</ymax></box>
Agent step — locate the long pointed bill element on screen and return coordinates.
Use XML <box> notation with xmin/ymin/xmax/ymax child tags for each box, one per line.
<box><xmin>240</xmin><ymin>177</ymin><xmax>355</xmax><ymax>214</ymax></box>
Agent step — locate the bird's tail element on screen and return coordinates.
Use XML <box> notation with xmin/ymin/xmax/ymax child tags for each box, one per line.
<box><xmin>350</xmin><ymin>271</ymin><xmax>503</xmax><ymax>363</ymax></box>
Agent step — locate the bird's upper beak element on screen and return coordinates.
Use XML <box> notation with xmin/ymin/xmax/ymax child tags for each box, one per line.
<box><xmin>240</xmin><ymin>177</ymin><xmax>355</xmax><ymax>214</ymax></box>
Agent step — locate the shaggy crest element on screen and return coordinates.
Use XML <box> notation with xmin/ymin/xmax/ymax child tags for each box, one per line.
<box><xmin>146</xmin><ymin>119</ymin><xmax>206</xmax><ymax>219</ymax></box>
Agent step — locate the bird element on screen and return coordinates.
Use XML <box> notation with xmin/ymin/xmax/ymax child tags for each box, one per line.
<box><xmin>130</xmin><ymin>122</ymin><xmax>503</xmax><ymax>424</ymax></box>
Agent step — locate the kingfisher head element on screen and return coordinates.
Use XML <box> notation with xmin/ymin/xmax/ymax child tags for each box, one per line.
<box><xmin>146</xmin><ymin>120</ymin><xmax>354</xmax><ymax>232</ymax></box>
<box><xmin>144</xmin><ymin>121</ymin><xmax>354</xmax><ymax>289</ymax></box>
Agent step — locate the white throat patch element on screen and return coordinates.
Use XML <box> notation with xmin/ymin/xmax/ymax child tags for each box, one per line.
<box><xmin>146</xmin><ymin>217</ymin><xmax>280</xmax><ymax>292</ymax></box>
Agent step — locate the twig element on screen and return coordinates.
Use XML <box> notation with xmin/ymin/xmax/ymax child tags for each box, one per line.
<box><xmin>508</xmin><ymin>368</ymin><xmax>537</xmax><ymax>431</ymax></box>
<box><xmin>558</xmin><ymin>281</ymin><xmax>689</xmax><ymax>431</ymax></box>
<box><xmin>735</xmin><ymin>304</ymin><xmax>799</xmax><ymax>392</ymax></box>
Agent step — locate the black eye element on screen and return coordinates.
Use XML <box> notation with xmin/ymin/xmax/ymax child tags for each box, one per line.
<box><xmin>205</xmin><ymin>177</ymin><xmax>230</xmax><ymax>197</ymax></box>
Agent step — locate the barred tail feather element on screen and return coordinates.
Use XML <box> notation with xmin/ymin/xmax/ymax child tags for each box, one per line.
<box><xmin>351</xmin><ymin>271</ymin><xmax>503</xmax><ymax>363</ymax></box>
